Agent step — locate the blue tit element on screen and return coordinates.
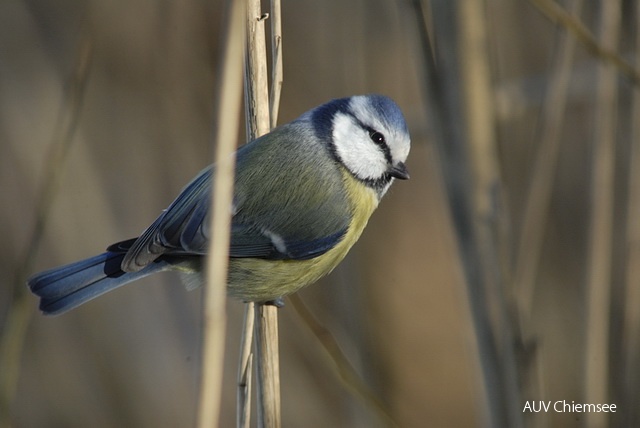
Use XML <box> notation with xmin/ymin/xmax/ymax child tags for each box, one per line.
<box><xmin>28</xmin><ymin>94</ymin><xmax>411</xmax><ymax>315</ymax></box>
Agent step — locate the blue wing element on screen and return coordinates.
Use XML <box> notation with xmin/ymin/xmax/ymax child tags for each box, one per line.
<box><xmin>121</xmin><ymin>122</ymin><xmax>351</xmax><ymax>271</ymax></box>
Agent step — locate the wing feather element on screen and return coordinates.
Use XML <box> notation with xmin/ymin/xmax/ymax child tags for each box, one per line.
<box><xmin>121</xmin><ymin>122</ymin><xmax>351</xmax><ymax>272</ymax></box>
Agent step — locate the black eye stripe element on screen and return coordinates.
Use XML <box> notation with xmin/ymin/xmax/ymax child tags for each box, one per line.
<box><xmin>344</xmin><ymin>112</ymin><xmax>393</xmax><ymax>164</ymax></box>
<box><xmin>365</xmin><ymin>126</ymin><xmax>392</xmax><ymax>163</ymax></box>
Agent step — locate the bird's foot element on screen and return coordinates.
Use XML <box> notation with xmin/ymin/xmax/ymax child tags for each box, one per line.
<box><xmin>264</xmin><ymin>297</ymin><xmax>285</xmax><ymax>308</ymax></box>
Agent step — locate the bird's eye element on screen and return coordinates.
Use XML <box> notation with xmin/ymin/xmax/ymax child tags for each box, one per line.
<box><xmin>369</xmin><ymin>131</ymin><xmax>386</xmax><ymax>145</ymax></box>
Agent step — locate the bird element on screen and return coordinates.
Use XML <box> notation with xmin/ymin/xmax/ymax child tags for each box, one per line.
<box><xmin>28</xmin><ymin>94</ymin><xmax>411</xmax><ymax>315</ymax></box>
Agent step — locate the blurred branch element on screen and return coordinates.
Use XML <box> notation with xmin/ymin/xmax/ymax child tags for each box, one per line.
<box><xmin>514</xmin><ymin>0</ymin><xmax>582</xmax><ymax>325</ymax></box>
<box><xmin>584</xmin><ymin>2</ymin><xmax>620</xmax><ymax>428</ymax></box>
<box><xmin>512</xmin><ymin>5</ymin><xmax>583</xmax><ymax>420</ymax></box>
<box><xmin>622</xmin><ymin>3</ymin><xmax>640</xmax><ymax>426</ymax></box>
<box><xmin>528</xmin><ymin>0</ymin><xmax>640</xmax><ymax>85</ymax></box>
<box><xmin>289</xmin><ymin>294</ymin><xmax>398</xmax><ymax>427</ymax></box>
<box><xmin>244</xmin><ymin>1</ymin><xmax>281</xmax><ymax>427</ymax></box>
<box><xmin>0</xmin><ymin>36</ymin><xmax>93</xmax><ymax>424</ymax></box>
<box><xmin>406</xmin><ymin>1</ymin><xmax>521</xmax><ymax>426</ymax></box>
<box><xmin>197</xmin><ymin>0</ymin><xmax>245</xmax><ymax>425</ymax></box>
<box><xmin>457</xmin><ymin>0</ymin><xmax>522</xmax><ymax>426</ymax></box>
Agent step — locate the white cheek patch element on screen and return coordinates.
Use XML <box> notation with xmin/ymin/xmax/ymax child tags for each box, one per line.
<box><xmin>332</xmin><ymin>113</ymin><xmax>388</xmax><ymax>181</ymax></box>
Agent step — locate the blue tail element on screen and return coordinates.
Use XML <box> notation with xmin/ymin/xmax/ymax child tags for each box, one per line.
<box><xmin>28</xmin><ymin>251</ymin><xmax>169</xmax><ymax>315</ymax></box>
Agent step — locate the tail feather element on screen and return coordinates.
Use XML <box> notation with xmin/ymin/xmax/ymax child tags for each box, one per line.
<box><xmin>28</xmin><ymin>252</ymin><xmax>169</xmax><ymax>315</ymax></box>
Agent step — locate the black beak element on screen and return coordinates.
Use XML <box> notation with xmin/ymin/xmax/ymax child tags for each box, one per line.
<box><xmin>389</xmin><ymin>162</ymin><xmax>410</xmax><ymax>180</ymax></box>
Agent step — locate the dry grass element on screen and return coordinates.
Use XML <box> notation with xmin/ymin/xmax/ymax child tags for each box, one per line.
<box><xmin>196</xmin><ymin>0</ymin><xmax>245</xmax><ymax>426</ymax></box>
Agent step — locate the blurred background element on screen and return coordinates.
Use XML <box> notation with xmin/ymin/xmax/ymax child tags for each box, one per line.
<box><xmin>1</xmin><ymin>0</ymin><xmax>639</xmax><ymax>427</ymax></box>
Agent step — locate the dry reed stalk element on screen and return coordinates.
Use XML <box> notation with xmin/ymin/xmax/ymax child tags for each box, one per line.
<box><xmin>197</xmin><ymin>0</ymin><xmax>245</xmax><ymax>426</ymax></box>
<box><xmin>584</xmin><ymin>2</ymin><xmax>620</xmax><ymax>428</ymax></box>
<box><xmin>0</xmin><ymin>36</ymin><xmax>93</xmax><ymax>425</ymax></box>
<box><xmin>237</xmin><ymin>303</ymin><xmax>255</xmax><ymax>428</ymax></box>
<box><xmin>244</xmin><ymin>0</ymin><xmax>270</xmax><ymax>140</ymax></box>
<box><xmin>269</xmin><ymin>0</ymin><xmax>283</xmax><ymax>129</ymax></box>
<box><xmin>253</xmin><ymin>304</ymin><xmax>281</xmax><ymax>428</ymax></box>
<box><xmin>244</xmin><ymin>1</ymin><xmax>281</xmax><ymax>427</ymax></box>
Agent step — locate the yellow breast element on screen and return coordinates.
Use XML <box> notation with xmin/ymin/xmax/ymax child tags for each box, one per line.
<box><xmin>227</xmin><ymin>170</ymin><xmax>379</xmax><ymax>301</ymax></box>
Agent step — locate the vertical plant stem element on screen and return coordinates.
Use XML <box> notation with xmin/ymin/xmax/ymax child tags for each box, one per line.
<box><xmin>622</xmin><ymin>3</ymin><xmax>640</xmax><ymax>426</ymax></box>
<box><xmin>512</xmin><ymin>4</ymin><xmax>582</xmax><ymax>426</ymax></box>
<box><xmin>244</xmin><ymin>0</ymin><xmax>270</xmax><ymax>140</ymax></box>
<box><xmin>457</xmin><ymin>1</ymin><xmax>521</xmax><ymax>427</ymax></box>
<box><xmin>197</xmin><ymin>0</ymin><xmax>245</xmax><ymax>426</ymax></box>
<box><xmin>584</xmin><ymin>2</ymin><xmax>620</xmax><ymax>428</ymax></box>
<box><xmin>407</xmin><ymin>1</ymin><xmax>511</xmax><ymax>426</ymax></box>
<box><xmin>514</xmin><ymin>0</ymin><xmax>582</xmax><ymax>324</ymax></box>
<box><xmin>253</xmin><ymin>304</ymin><xmax>281</xmax><ymax>427</ymax></box>
<box><xmin>237</xmin><ymin>303</ymin><xmax>255</xmax><ymax>428</ymax></box>
<box><xmin>269</xmin><ymin>0</ymin><xmax>283</xmax><ymax>128</ymax></box>
<box><xmin>244</xmin><ymin>1</ymin><xmax>281</xmax><ymax>427</ymax></box>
